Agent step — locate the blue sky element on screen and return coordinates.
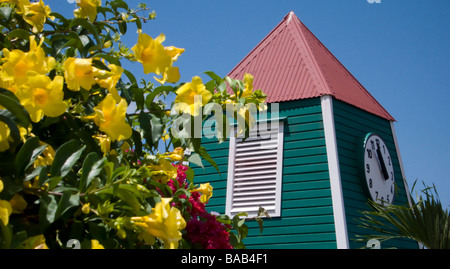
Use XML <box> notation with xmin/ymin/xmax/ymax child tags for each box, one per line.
<box><xmin>50</xmin><ymin>0</ymin><xmax>450</xmax><ymax>208</ymax></box>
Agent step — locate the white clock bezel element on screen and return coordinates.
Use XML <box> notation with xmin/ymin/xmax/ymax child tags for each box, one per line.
<box><xmin>361</xmin><ymin>133</ymin><xmax>395</xmax><ymax>205</ymax></box>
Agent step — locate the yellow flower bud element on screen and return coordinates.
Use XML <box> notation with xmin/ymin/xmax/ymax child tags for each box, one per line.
<box><xmin>91</xmin><ymin>239</ymin><xmax>104</xmax><ymax>249</ymax></box>
<box><xmin>82</xmin><ymin>203</ymin><xmax>90</xmax><ymax>214</ymax></box>
<box><xmin>103</xmin><ymin>40</ymin><xmax>112</xmax><ymax>49</ymax></box>
<box><xmin>0</xmin><ymin>200</ymin><xmax>12</xmax><ymax>226</ymax></box>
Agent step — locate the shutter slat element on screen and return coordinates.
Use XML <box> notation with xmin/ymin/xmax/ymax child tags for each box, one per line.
<box><xmin>235</xmin><ymin>159</ymin><xmax>277</xmax><ymax>167</ymax></box>
<box><xmin>232</xmin><ymin>174</ymin><xmax>277</xmax><ymax>181</ymax></box>
<box><xmin>234</xmin><ymin>154</ymin><xmax>278</xmax><ymax>163</ymax></box>
<box><xmin>235</xmin><ymin>164</ymin><xmax>278</xmax><ymax>172</ymax></box>
<box><xmin>234</xmin><ymin>169</ymin><xmax>277</xmax><ymax>177</ymax></box>
<box><xmin>235</xmin><ymin>149</ymin><xmax>278</xmax><ymax>157</ymax></box>
<box><xmin>233</xmin><ymin>189</ymin><xmax>276</xmax><ymax>197</ymax></box>
<box><xmin>236</xmin><ymin>139</ymin><xmax>278</xmax><ymax>148</ymax></box>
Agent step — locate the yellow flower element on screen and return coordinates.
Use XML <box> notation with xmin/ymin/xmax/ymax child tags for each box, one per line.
<box><xmin>16</xmin><ymin>74</ymin><xmax>67</xmax><ymax>123</ymax></box>
<box><xmin>0</xmin><ymin>200</ymin><xmax>12</xmax><ymax>226</ymax></box>
<box><xmin>194</xmin><ymin>183</ymin><xmax>213</xmax><ymax>203</ymax></box>
<box><xmin>17</xmin><ymin>0</ymin><xmax>53</xmax><ymax>33</ymax></box>
<box><xmin>149</xmin><ymin>158</ymin><xmax>178</xmax><ymax>184</ymax></box>
<box><xmin>74</xmin><ymin>0</ymin><xmax>101</xmax><ymax>23</ymax></box>
<box><xmin>33</xmin><ymin>141</ymin><xmax>55</xmax><ymax>167</ymax></box>
<box><xmin>174</xmin><ymin>76</ymin><xmax>212</xmax><ymax>116</ymax></box>
<box><xmin>94</xmin><ymin>63</ymin><xmax>123</xmax><ymax>102</ymax></box>
<box><xmin>0</xmin><ymin>121</ymin><xmax>31</xmax><ymax>152</ymax></box>
<box><xmin>131</xmin><ymin>198</ymin><xmax>186</xmax><ymax>249</ymax></box>
<box><xmin>91</xmin><ymin>94</ymin><xmax>132</xmax><ymax>141</ymax></box>
<box><xmin>1</xmin><ymin>37</ymin><xmax>55</xmax><ymax>87</ymax></box>
<box><xmin>131</xmin><ymin>32</ymin><xmax>184</xmax><ymax>84</ymax></box>
<box><xmin>9</xmin><ymin>193</ymin><xmax>27</xmax><ymax>214</ymax></box>
<box><xmin>154</xmin><ymin>66</ymin><xmax>180</xmax><ymax>85</ymax></box>
<box><xmin>132</xmin><ymin>33</ymin><xmax>170</xmax><ymax>75</ymax></box>
<box><xmin>93</xmin><ymin>134</ymin><xmax>111</xmax><ymax>156</ymax></box>
<box><xmin>91</xmin><ymin>239</ymin><xmax>104</xmax><ymax>249</ymax></box>
<box><xmin>0</xmin><ymin>180</ymin><xmax>3</xmax><ymax>193</ymax></box>
<box><xmin>82</xmin><ymin>203</ymin><xmax>90</xmax><ymax>214</ymax></box>
<box><xmin>0</xmin><ymin>121</ymin><xmax>11</xmax><ymax>152</ymax></box>
<box><xmin>242</xmin><ymin>73</ymin><xmax>254</xmax><ymax>98</ymax></box>
<box><xmin>164</xmin><ymin>147</ymin><xmax>184</xmax><ymax>161</ymax></box>
<box><xmin>64</xmin><ymin>57</ymin><xmax>96</xmax><ymax>91</ymax></box>
<box><xmin>236</xmin><ymin>105</ymin><xmax>256</xmax><ymax>135</ymax></box>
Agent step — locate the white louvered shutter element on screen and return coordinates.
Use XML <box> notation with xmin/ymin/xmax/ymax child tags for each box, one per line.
<box><xmin>226</xmin><ymin>122</ymin><xmax>284</xmax><ymax>217</ymax></box>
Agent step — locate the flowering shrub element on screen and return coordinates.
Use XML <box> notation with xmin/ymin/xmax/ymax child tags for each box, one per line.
<box><xmin>0</xmin><ymin>0</ymin><xmax>267</xmax><ymax>249</ymax></box>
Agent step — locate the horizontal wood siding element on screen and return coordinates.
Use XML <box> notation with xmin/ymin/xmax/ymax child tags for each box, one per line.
<box><xmin>192</xmin><ymin>98</ymin><xmax>337</xmax><ymax>249</ymax></box>
<box><xmin>332</xmin><ymin>99</ymin><xmax>418</xmax><ymax>249</ymax></box>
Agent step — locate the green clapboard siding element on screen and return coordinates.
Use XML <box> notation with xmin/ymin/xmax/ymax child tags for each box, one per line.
<box><xmin>192</xmin><ymin>98</ymin><xmax>338</xmax><ymax>249</ymax></box>
<box><xmin>332</xmin><ymin>99</ymin><xmax>418</xmax><ymax>249</ymax></box>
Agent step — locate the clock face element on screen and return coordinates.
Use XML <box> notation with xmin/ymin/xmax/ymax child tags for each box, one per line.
<box><xmin>362</xmin><ymin>133</ymin><xmax>395</xmax><ymax>205</ymax></box>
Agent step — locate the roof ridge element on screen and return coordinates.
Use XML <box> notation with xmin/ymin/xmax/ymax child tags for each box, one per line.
<box><xmin>286</xmin><ymin>12</ymin><xmax>333</xmax><ymax>97</ymax></box>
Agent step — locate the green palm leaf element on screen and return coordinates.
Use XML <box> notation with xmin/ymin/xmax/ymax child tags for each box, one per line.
<box><xmin>357</xmin><ymin>182</ymin><xmax>450</xmax><ymax>249</ymax></box>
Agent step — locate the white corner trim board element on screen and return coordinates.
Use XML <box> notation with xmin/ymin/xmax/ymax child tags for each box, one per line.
<box><xmin>389</xmin><ymin>121</ymin><xmax>413</xmax><ymax>206</ymax></box>
<box><xmin>320</xmin><ymin>95</ymin><xmax>350</xmax><ymax>249</ymax></box>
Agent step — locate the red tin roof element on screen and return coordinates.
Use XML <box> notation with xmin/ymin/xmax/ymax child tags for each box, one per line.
<box><xmin>228</xmin><ymin>12</ymin><xmax>394</xmax><ymax>121</ymax></box>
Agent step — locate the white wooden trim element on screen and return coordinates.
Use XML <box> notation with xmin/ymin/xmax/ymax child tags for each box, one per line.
<box><xmin>390</xmin><ymin>121</ymin><xmax>413</xmax><ymax>206</ymax></box>
<box><xmin>274</xmin><ymin>121</ymin><xmax>284</xmax><ymax>217</ymax></box>
<box><xmin>226</xmin><ymin>122</ymin><xmax>284</xmax><ymax>218</ymax></box>
<box><xmin>225</xmin><ymin>127</ymin><xmax>236</xmax><ymax>217</ymax></box>
<box><xmin>321</xmin><ymin>95</ymin><xmax>350</xmax><ymax>249</ymax></box>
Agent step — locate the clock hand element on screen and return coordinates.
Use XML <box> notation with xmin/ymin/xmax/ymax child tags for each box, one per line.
<box><xmin>376</xmin><ymin>145</ymin><xmax>389</xmax><ymax>180</ymax></box>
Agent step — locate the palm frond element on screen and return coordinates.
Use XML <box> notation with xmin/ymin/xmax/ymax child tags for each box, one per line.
<box><xmin>356</xmin><ymin>181</ymin><xmax>450</xmax><ymax>249</ymax></box>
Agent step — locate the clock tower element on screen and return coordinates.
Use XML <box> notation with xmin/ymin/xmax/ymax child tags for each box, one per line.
<box><xmin>192</xmin><ymin>11</ymin><xmax>418</xmax><ymax>249</ymax></box>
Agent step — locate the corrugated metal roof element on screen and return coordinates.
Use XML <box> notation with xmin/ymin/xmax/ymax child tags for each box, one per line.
<box><xmin>228</xmin><ymin>11</ymin><xmax>394</xmax><ymax>121</ymax></box>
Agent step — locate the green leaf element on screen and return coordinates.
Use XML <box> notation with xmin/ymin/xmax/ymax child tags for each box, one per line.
<box><xmin>145</xmin><ymin>86</ymin><xmax>174</xmax><ymax>109</ymax></box>
<box><xmin>98</xmin><ymin>185</ymin><xmax>142</xmax><ymax>214</ymax></box>
<box><xmin>15</xmin><ymin>137</ymin><xmax>48</xmax><ymax>179</ymax></box>
<box><xmin>79</xmin><ymin>152</ymin><xmax>106</xmax><ymax>193</ymax></box>
<box><xmin>55</xmin><ymin>191</ymin><xmax>80</xmax><ymax>220</ymax></box>
<box><xmin>225</xmin><ymin>76</ymin><xmax>238</xmax><ymax>94</ymax></box>
<box><xmin>139</xmin><ymin>113</ymin><xmax>163</xmax><ymax>146</ymax></box>
<box><xmin>204</xmin><ymin>80</ymin><xmax>216</xmax><ymax>95</ymax></box>
<box><xmin>185</xmin><ymin>166</ymin><xmax>195</xmax><ymax>183</ymax></box>
<box><xmin>173</xmin><ymin>188</ymin><xmax>190</xmax><ymax>199</ymax></box>
<box><xmin>204</xmin><ymin>71</ymin><xmax>223</xmax><ymax>86</ymax></box>
<box><xmin>90</xmin><ymin>53</ymin><xmax>120</xmax><ymax>65</ymax></box>
<box><xmin>69</xmin><ymin>18</ymin><xmax>100</xmax><ymax>43</ymax></box>
<box><xmin>118</xmin><ymin>21</ymin><xmax>127</xmax><ymax>35</ymax></box>
<box><xmin>123</xmin><ymin>69</ymin><xmax>137</xmax><ymax>85</ymax></box>
<box><xmin>50</xmin><ymin>140</ymin><xmax>86</xmax><ymax>179</ymax></box>
<box><xmin>0</xmin><ymin>110</ymin><xmax>21</xmax><ymax>150</ymax></box>
<box><xmin>49</xmin><ymin>12</ymin><xmax>69</xmax><ymax>25</ymax></box>
<box><xmin>6</xmin><ymin>29</ymin><xmax>32</xmax><ymax>41</ymax></box>
<box><xmin>39</xmin><ymin>194</ymin><xmax>58</xmax><ymax>232</ymax></box>
<box><xmin>187</xmin><ymin>153</ymin><xmax>203</xmax><ymax>169</ymax></box>
<box><xmin>197</xmin><ymin>146</ymin><xmax>220</xmax><ymax>174</ymax></box>
<box><xmin>91</xmin><ymin>59</ymin><xmax>111</xmax><ymax>71</ymax></box>
<box><xmin>0</xmin><ymin>7</ymin><xmax>12</xmax><ymax>21</ymax></box>
<box><xmin>109</xmin><ymin>0</ymin><xmax>129</xmax><ymax>10</ymax></box>
<box><xmin>0</xmin><ymin>88</ymin><xmax>31</xmax><ymax>128</ymax></box>
<box><xmin>0</xmin><ymin>220</ymin><xmax>12</xmax><ymax>249</ymax></box>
